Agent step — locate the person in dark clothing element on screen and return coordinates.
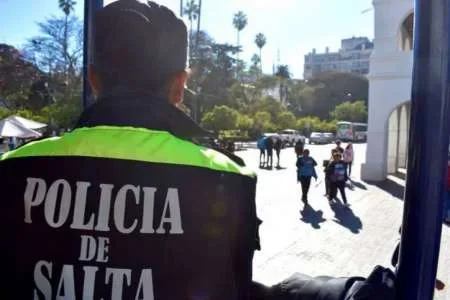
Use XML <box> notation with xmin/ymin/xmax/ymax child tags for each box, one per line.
<box><xmin>266</xmin><ymin>136</ymin><xmax>274</xmax><ymax>168</ymax></box>
<box><xmin>274</xmin><ymin>136</ymin><xmax>283</xmax><ymax>168</ymax></box>
<box><xmin>297</xmin><ymin>149</ymin><xmax>318</xmax><ymax>204</ymax></box>
<box><xmin>335</xmin><ymin>140</ymin><xmax>344</xmax><ymax>155</ymax></box>
<box><xmin>326</xmin><ymin>151</ymin><xmax>349</xmax><ymax>206</ymax></box>
<box><xmin>294</xmin><ymin>139</ymin><xmax>304</xmax><ymax>157</ymax></box>
<box><xmin>323</xmin><ymin>149</ymin><xmax>338</xmax><ymax>197</ymax></box>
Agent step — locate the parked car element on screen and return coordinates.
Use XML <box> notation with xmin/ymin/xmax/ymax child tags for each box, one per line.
<box><xmin>323</xmin><ymin>132</ymin><xmax>335</xmax><ymax>144</ymax></box>
<box><xmin>309</xmin><ymin>132</ymin><xmax>327</xmax><ymax>144</ymax></box>
<box><xmin>278</xmin><ymin>129</ymin><xmax>306</xmax><ymax>147</ymax></box>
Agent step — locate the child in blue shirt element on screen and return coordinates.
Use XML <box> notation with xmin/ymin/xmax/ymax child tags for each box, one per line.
<box><xmin>326</xmin><ymin>151</ymin><xmax>349</xmax><ymax>206</ymax></box>
<box><xmin>296</xmin><ymin>149</ymin><xmax>318</xmax><ymax>204</ymax></box>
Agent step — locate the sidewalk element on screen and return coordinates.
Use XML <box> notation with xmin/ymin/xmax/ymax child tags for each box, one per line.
<box><xmin>238</xmin><ymin>148</ymin><xmax>450</xmax><ymax>299</ymax></box>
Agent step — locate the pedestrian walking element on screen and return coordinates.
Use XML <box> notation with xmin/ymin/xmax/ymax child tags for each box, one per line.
<box><xmin>274</xmin><ymin>136</ymin><xmax>283</xmax><ymax>168</ymax></box>
<box><xmin>323</xmin><ymin>149</ymin><xmax>338</xmax><ymax>197</ymax></box>
<box><xmin>335</xmin><ymin>140</ymin><xmax>344</xmax><ymax>155</ymax></box>
<box><xmin>326</xmin><ymin>151</ymin><xmax>349</xmax><ymax>206</ymax></box>
<box><xmin>257</xmin><ymin>135</ymin><xmax>267</xmax><ymax>167</ymax></box>
<box><xmin>294</xmin><ymin>139</ymin><xmax>304</xmax><ymax>157</ymax></box>
<box><xmin>297</xmin><ymin>149</ymin><xmax>318</xmax><ymax>205</ymax></box>
<box><xmin>266</xmin><ymin>136</ymin><xmax>274</xmax><ymax>168</ymax></box>
<box><xmin>343</xmin><ymin>142</ymin><xmax>354</xmax><ymax>177</ymax></box>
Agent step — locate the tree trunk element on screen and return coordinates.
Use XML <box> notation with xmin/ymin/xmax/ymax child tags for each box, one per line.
<box><xmin>180</xmin><ymin>0</ymin><xmax>183</xmax><ymax>16</ymax></box>
<box><xmin>196</xmin><ymin>0</ymin><xmax>202</xmax><ymax>47</ymax></box>
<box><xmin>189</xmin><ymin>20</ymin><xmax>193</xmax><ymax>61</ymax></box>
<box><xmin>237</xmin><ymin>30</ymin><xmax>240</xmax><ymax>60</ymax></box>
<box><xmin>279</xmin><ymin>81</ymin><xmax>283</xmax><ymax>103</ymax></box>
<box><xmin>236</xmin><ymin>30</ymin><xmax>240</xmax><ymax>79</ymax></box>
<box><xmin>259</xmin><ymin>47</ymin><xmax>262</xmax><ymax>74</ymax></box>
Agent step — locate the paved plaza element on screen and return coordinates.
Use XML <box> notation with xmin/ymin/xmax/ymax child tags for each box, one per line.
<box><xmin>237</xmin><ymin>143</ymin><xmax>450</xmax><ymax>299</ymax></box>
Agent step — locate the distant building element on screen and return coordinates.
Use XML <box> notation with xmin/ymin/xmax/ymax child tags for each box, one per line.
<box><xmin>303</xmin><ymin>37</ymin><xmax>374</xmax><ymax>79</ymax></box>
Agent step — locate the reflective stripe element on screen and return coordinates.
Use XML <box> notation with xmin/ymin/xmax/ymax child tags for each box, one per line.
<box><xmin>1</xmin><ymin>126</ymin><xmax>256</xmax><ymax>178</ymax></box>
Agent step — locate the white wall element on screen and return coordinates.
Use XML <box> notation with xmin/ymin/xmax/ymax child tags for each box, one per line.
<box><xmin>361</xmin><ymin>0</ymin><xmax>413</xmax><ymax>181</ymax></box>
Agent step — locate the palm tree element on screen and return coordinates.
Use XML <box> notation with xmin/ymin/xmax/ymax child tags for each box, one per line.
<box><xmin>58</xmin><ymin>0</ymin><xmax>76</xmax><ymax>16</ymax></box>
<box><xmin>255</xmin><ymin>33</ymin><xmax>267</xmax><ymax>72</ymax></box>
<box><xmin>58</xmin><ymin>0</ymin><xmax>76</xmax><ymax>82</ymax></box>
<box><xmin>251</xmin><ymin>54</ymin><xmax>261</xmax><ymax>67</ymax></box>
<box><xmin>232</xmin><ymin>11</ymin><xmax>248</xmax><ymax>61</ymax></box>
<box><xmin>196</xmin><ymin>0</ymin><xmax>202</xmax><ymax>49</ymax></box>
<box><xmin>276</xmin><ymin>65</ymin><xmax>291</xmax><ymax>104</ymax></box>
<box><xmin>184</xmin><ymin>0</ymin><xmax>200</xmax><ymax>56</ymax></box>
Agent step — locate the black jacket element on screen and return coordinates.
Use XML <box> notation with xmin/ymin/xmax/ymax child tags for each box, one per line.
<box><xmin>0</xmin><ymin>92</ymin><xmax>259</xmax><ymax>299</ymax></box>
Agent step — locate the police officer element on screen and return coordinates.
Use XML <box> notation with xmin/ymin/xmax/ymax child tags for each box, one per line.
<box><xmin>0</xmin><ymin>1</ymin><xmax>396</xmax><ymax>299</ymax></box>
<box><xmin>0</xmin><ymin>1</ymin><xmax>259</xmax><ymax>299</ymax></box>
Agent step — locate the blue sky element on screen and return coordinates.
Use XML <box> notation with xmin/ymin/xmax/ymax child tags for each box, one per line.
<box><xmin>0</xmin><ymin>0</ymin><xmax>374</xmax><ymax>78</ymax></box>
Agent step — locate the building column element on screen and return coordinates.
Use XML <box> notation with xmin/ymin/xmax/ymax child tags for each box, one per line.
<box><xmin>398</xmin><ymin>104</ymin><xmax>409</xmax><ymax>169</ymax></box>
<box><xmin>387</xmin><ymin>107</ymin><xmax>401</xmax><ymax>174</ymax></box>
<box><xmin>361</xmin><ymin>92</ymin><xmax>393</xmax><ymax>181</ymax></box>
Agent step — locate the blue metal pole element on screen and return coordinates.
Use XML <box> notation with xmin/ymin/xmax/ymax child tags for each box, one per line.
<box><xmin>396</xmin><ymin>0</ymin><xmax>450</xmax><ymax>299</ymax></box>
<box><xmin>83</xmin><ymin>0</ymin><xmax>104</xmax><ymax>109</ymax></box>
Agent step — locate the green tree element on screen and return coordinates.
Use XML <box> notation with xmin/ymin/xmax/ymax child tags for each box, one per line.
<box><xmin>330</xmin><ymin>100</ymin><xmax>368</xmax><ymax>122</ymax></box>
<box><xmin>275</xmin><ymin>65</ymin><xmax>290</xmax><ymax>104</ymax></box>
<box><xmin>0</xmin><ymin>107</ymin><xmax>10</xmax><ymax>119</ymax></box>
<box><xmin>276</xmin><ymin>111</ymin><xmax>296</xmax><ymax>130</ymax></box>
<box><xmin>307</xmin><ymin>72</ymin><xmax>368</xmax><ymax>119</ymax></box>
<box><xmin>237</xmin><ymin>114</ymin><xmax>254</xmax><ymax>131</ymax></box>
<box><xmin>253</xmin><ymin>111</ymin><xmax>274</xmax><ymax>133</ymax></box>
<box><xmin>255</xmin><ymin>33</ymin><xmax>266</xmax><ymax>72</ymax></box>
<box><xmin>233</xmin><ymin>11</ymin><xmax>248</xmax><ymax>61</ymax></box>
<box><xmin>0</xmin><ymin>44</ymin><xmax>43</xmax><ymax>109</ymax></box>
<box><xmin>248</xmin><ymin>96</ymin><xmax>283</xmax><ymax>121</ymax></box>
<box><xmin>201</xmin><ymin>105</ymin><xmax>240</xmax><ymax>131</ymax></box>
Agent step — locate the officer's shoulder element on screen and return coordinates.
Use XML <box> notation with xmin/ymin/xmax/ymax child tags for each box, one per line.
<box><xmin>186</xmin><ymin>140</ymin><xmax>255</xmax><ymax>178</ymax></box>
<box><xmin>0</xmin><ymin>136</ymin><xmax>60</xmax><ymax>161</ymax></box>
<box><xmin>211</xmin><ymin>147</ymin><xmax>246</xmax><ymax>167</ymax></box>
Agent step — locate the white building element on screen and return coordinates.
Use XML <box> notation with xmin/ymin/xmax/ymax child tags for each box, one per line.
<box><xmin>361</xmin><ymin>0</ymin><xmax>414</xmax><ymax>181</ymax></box>
<box><xmin>304</xmin><ymin>37</ymin><xmax>373</xmax><ymax>79</ymax></box>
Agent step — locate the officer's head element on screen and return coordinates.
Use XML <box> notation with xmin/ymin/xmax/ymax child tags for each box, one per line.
<box><xmin>303</xmin><ymin>149</ymin><xmax>310</xmax><ymax>157</ymax></box>
<box><xmin>88</xmin><ymin>0</ymin><xmax>188</xmax><ymax>105</ymax></box>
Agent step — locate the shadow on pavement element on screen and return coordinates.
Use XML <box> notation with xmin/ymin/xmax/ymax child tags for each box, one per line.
<box><xmin>300</xmin><ymin>204</ymin><xmax>326</xmax><ymax>229</ymax></box>
<box><xmin>275</xmin><ymin>166</ymin><xmax>287</xmax><ymax>170</ymax></box>
<box><xmin>330</xmin><ymin>201</ymin><xmax>363</xmax><ymax>234</ymax></box>
<box><xmin>350</xmin><ymin>179</ymin><xmax>367</xmax><ymax>190</ymax></box>
<box><xmin>369</xmin><ymin>178</ymin><xmax>405</xmax><ymax>200</ymax></box>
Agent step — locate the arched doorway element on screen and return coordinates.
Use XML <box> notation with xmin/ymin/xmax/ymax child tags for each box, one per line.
<box><xmin>399</xmin><ymin>12</ymin><xmax>414</xmax><ymax>51</ymax></box>
<box><xmin>387</xmin><ymin>102</ymin><xmax>411</xmax><ymax>174</ymax></box>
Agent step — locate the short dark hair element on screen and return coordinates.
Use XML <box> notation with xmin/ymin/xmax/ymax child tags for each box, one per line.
<box><xmin>93</xmin><ymin>0</ymin><xmax>187</xmax><ymax>91</ymax></box>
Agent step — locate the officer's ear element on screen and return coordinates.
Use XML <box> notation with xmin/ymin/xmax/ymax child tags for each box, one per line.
<box><xmin>88</xmin><ymin>64</ymin><xmax>101</xmax><ymax>97</ymax></box>
<box><xmin>167</xmin><ymin>70</ymin><xmax>188</xmax><ymax>106</ymax></box>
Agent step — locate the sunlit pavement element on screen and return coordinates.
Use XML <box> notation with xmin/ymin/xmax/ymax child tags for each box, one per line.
<box><xmin>236</xmin><ymin>144</ymin><xmax>450</xmax><ymax>299</ymax></box>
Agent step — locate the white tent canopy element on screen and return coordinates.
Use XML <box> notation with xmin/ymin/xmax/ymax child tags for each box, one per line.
<box><xmin>0</xmin><ymin>115</ymin><xmax>46</xmax><ymax>139</ymax></box>
<box><xmin>4</xmin><ymin>115</ymin><xmax>47</xmax><ymax>130</ymax></box>
<box><xmin>0</xmin><ymin>119</ymin><xmax>42</xmax><ymax>138</ymax></box>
